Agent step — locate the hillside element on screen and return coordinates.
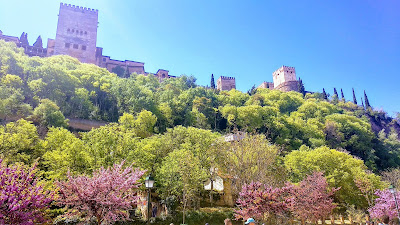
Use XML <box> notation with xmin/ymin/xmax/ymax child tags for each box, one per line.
<box><xmin>1</xmin><ymin>39</ymin><xmax>400</xmax><ymax>171</ymax></box>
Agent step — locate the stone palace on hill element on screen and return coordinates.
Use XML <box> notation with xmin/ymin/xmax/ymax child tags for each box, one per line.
<box><xmin>0</xmin><ymin>3</ymin><xmax>300</xmax><ymax>92</ymax></box>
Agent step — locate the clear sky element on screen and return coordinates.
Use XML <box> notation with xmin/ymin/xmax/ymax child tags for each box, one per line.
<box><xmin>0</xmin><ymin>0</ymin><xmax>399</xmax><ymax>115</ymax></box>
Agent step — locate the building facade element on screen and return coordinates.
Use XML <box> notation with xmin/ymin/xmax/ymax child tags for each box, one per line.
<box><xmin>257</xmin><ymin>81</ymin><xmax>274</xmax><ymax>90</ymax></box>
<box><xmin>0</xmin><ymin>3</ymin><xmax>170</xmax><ymax>79</ymax></box>
<box><xmin>217</xmin><ymin>76</ymin><xmax>236</xmax><ymax>91</ymax></box>
<box><xmin>256</xmin><ymin>65</ymin><xmax>299</xmax><ymax>92</ymax></box>
<box><xmin>53</xmin><ymin>4</ymin><xmax>98</xmax><ymax>64</ymax></box>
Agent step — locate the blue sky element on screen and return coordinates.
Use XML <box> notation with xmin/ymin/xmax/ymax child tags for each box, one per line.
<box><xmin>0</xmin><ymin>0</ymin><xmax>399</xmax><ymax>115</ymax></box>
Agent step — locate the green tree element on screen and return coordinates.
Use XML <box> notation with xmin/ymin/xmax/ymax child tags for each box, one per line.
<box><xmin>0</xmin><ymin>75</ymin><xmax>32</xmax><ymax>120</ymax></box>
<box><xmin>352</xmin><ymin>88</ymin><xmax>357</xmax><ymax>105</ymax></box>
<box><xmin>364</xmin><ymin>90</ymin><xmax>371</xmax><ymax>109</ymax></box>
<box><xmin>0</xmin><ymin>119</ymin><xmax>40</xmax><ymax>164</ymax></box>
<box><xmin>32</xmin><ymin>99</ymin><xmax>68</xmax><ymax>127</ymax></box>
<box><xmin>82</xmin><ymin>124</ymin><xmax>138</xmax><ymax>170</ymax></box>
<box><xmin>284</xmin><ymin>145</ymin><xmax>385</xmax><ymax>209</ymax></box>
<box><xmin>324</xmin><ymin>113</ymin><xmax>375</xmax><ymax>166</ymax></box>
<box><xmin>111</xmin><ymin>65</ymin><xmax>126</xmax><ymax>77</ymax></box>
<box><xmin>33</xmin><ymin>35</ymin><xmax>43</xmax><ymax>48</ymax></box>
<box><xmin>341</xmin><ymin>88</ymin><xmax>345</xmax><ymax>102</ymax></box>
<box><xmin>298</xmin><ymin>78</ymin><xmax>305</xmax><ymax>96</ymax></box>
<box><xmin>41</xmin><ymin>127</ymin><xmax>92</xmax><ymax>180</ymax></box>
<box><xmin>119</xmin><ymin>110</ymin><xmax>157</xmax><ymax>138</ymax></box>
<box><xmin>322</xmin><ymin>88</ymin><xmax>328</xmax><ymax>100</ymax></box>
<box><xmin>332</xmin><ymin>88</ymin><xmax>339</xmax><ymax>104</ymax></box>
<box><xmin>218</xmin><ymin>133</ymin><xmax>286</xmax><ymax>195</ymax></box>
<box><xmin>157</xmin><ymin>148</ymin><xmax>208</xmax><ymax>225</ymax></box>
<box><xmin>211</xmin><ymin>74</ymin><xmax>215</xmax><ymax>89</ymax></box>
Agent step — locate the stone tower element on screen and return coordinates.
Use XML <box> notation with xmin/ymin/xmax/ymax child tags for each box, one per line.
<box><xmin>217</xmin><ymin>76</ymin><xmax>236</xmax><ymax>91</ymax></box>
<box><xmin>272</xmin><ymin>65</ymin><xmax>299</xmax><ymax>92</ymax></box>
<box><xmin>53</xmin><ymin>3</ymin><xmax>98</xmax><ymax>64</ymax></box>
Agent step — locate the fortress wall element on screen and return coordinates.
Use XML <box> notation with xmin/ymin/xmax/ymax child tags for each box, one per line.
<box><xmin>53</xmin><ymin>3</ymin><xmax>98</xmax><ymax>64</ymax></box>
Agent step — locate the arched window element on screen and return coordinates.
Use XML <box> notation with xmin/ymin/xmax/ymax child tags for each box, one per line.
<box><xmin>80</xmin><ymin>31</ymin><xmax>83</xmax><ymax>35</ymax></box>
<box><xmin>84</xmin><ymin>31</ymin><xmax>87</xmax><ymax>35</ymax></box>
<box><xmin>67</xmin><ymin>28</ymin><xmax>70</xmax><ymax>32</ymax></box>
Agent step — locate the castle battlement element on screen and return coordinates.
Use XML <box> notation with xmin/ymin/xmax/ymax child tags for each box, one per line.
<box><xmin>220</xmin><ymin>76</ymin><xmax>235</xmax><ymax>80</ymax></box>
<box><xmin>60</xmin><ymin>3</ymin><xmax>98</xmax><ymax>13</ymax></box>
<box><xmin>281</xmin><ymin>65</ymin><xmax>295</xmax><ymax>69</ymax></box>
<box><xmin>217</xmin><ymin>76</ymin><xmax>236</xmax><ymax>91</ymax></box>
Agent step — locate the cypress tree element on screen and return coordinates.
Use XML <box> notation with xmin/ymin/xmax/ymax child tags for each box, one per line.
<box><xmin>19</xmin><ymin>32</ymin><xmax>29</xmax><ymax>45</ymax></box>
<box><xmin>333</xmin><ymin>88</ymin><xmax>338</xmax><ymax>96</ymax></box>
<box><xmin>247</xmin><ymin>85</ymin><xmax>256</xmax><ymax>95</ymax></box>
<box><xmin>211</xmin><ymin>74</ymin><xmax>215</xmax><ymax>89</ymax></box>
<box><xmin>352</xmin><ymin>88</ymin><xmax>357</xmax><ymax>105</ymax></box>
<box><xmin>33</xmin><ymin>35</ymin><xmax>43</xmax><ymax>48</ymax></box>
<box><xmin>341</xmin><ymin>89</ymin><xmax>345</xmax><ymax>101</ymax></box>
<box><xmin>364</xmin><ymin>90</ymin><xmax>371</xmax><ymax>108</ymax></box>
<box><xmin>361</xmin><ymin>97</ymin><xmax>365</xmax><ymax>108</ymax></box>
<box><xmin>298</xmin><ymin>78</ymin><xmax>305</xmax><ymax>96</ymax></box>
<box><xmin>322</xmin><ymin>88</ymin><xmax>328</xmax><ymax>100</ymax></box>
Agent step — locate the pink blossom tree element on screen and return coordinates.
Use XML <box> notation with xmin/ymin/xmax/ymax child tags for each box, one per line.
<box><xmin>288</xmin><ymin>172</ymin><xmax>338</xmax><ymax>225</ymax></box>
<box><xmin>0</xmin><ymin>159</ymin><xmax>55</xmax><ymax>225</ymax></box>
<box><xmin>56</xmin><ymin>162</ymin><xmax>146</xmax><ymax>225</ymax></box>
<box><xmin>369</xmin><ymin>189</ymin><xmax>400</xmax><ymax>220</ymax></box>
<box><xmin>235</xmin><ymin>182</ymin><xmax>291</xmax><ymax>221</ymax></box>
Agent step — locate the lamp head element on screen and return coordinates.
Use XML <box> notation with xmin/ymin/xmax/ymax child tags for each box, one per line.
<box><xmin>145</xmin><ymin>175</ymin><xmax>155</xmax><ymax>189</ymax></box>
<box><xmin>389</xmin><ymin>185</ymin><xmax>396</xmax><ymax>194</ymax></box>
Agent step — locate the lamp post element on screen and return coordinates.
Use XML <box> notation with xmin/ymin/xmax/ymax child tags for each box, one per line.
<box><xmin>389</xmin><ymin>185</ymin><xmax>400</xmax><ymax>221</ymax></box>
<box><xmin>145</xmin><ymin>175</ymin><xmax>155</xmax><ymax>224</ymax></box>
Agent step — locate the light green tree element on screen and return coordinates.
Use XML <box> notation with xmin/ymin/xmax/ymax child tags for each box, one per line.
<box><xmin>284</xmin><ymin>145</ymin><xmax>385</xmax><ymax>209</ymax></box>
<box><xmin>32</xmin><ymin>99</ymin><xmax>68</xmax><ymax>128</ymax></box>
<box><xmin>157</xmin><ymin>148</ymin><xmax>208</xmax><ymax>225</ymax></box>
<box><xmin>41</xmin><ymin>127</ymin><xmax>92</xmax><ymax>180</ymax></box>
<box><xmin>0</xmin><ymin>119</ymin><xmax>39</xmax><ymax>164</ymax></box>
<box><xmin>217</xmin><ymin>133</ymin><xmax>286</xmax><ymax>195</ymax></box>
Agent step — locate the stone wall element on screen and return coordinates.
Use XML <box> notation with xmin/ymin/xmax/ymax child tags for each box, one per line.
<box><xmin>53</xmin><ymin>3</ymin><xmax>98</xmax><ymax>64</ymax></box>
<box><xmin>272</xmin><ymin>65</ymin><xmax>296</xmax><ymax>88</ymax></box>
<box><xmin>274</xmin><ymin>80</ymin><xmax>299</xmax><ymax>92</ymax></box>
<box><xmin>257</xmin><ymin>81</ymin><xmax>274</xmax><ymax>90</ymax></box>
<box><xmin>217</xmin><ymin>76</ymin><xmax>236</xmax><ymax>91</ymax></box>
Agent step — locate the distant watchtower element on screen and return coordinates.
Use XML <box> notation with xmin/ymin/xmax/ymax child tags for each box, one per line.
<box><xmin>53</xmin><ymin>3</ymin><xmax>98</xmax><ymax>64</ymax></box>
<box><xmin>217</xmin><ymin>76</ymin><xmax>236</xmax><ymax>91</ymax></box>
<box><xmin>272</xmin><ymin>65</ymin><xmax>299</xmax><ymax>92</ymax></box>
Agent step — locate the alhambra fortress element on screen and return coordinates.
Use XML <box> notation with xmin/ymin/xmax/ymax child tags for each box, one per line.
<box><xmin>0</xmin><ymin>3</ymin><xmax>300</xmax><ymax>93</ymax></box>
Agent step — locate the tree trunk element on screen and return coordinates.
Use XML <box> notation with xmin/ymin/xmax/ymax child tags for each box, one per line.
<box><xmin>348</xmin><ymin>215</ymin><xmax>353</xmax><ymax>225</ymax></box>
<box><xmin>210</xmin><ymin>178</ymin><xmax>213</xmax><ymax>206</ymax></box>
<box><xmin>182</xmin><ymin>191</ymin><xmax>186</xmax><ymax>225</ymax></box>
<box><xmin>330</xmin><ymin>215</ymin><xmax>335</xmax><ymax>225</ymax></box>
<box><xmin>96</xmin><ymin>215</ymin><xmax>102</xmax><ymax>225</ymax></box>
<box><xmin>339</xmin><ymin>215</ymin><xmax>344</xmax><ymax>225</ymax></box>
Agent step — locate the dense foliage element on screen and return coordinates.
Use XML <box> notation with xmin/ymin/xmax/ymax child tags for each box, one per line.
<box><xmin>1</xmin><ymin>40</ymin><xmax>400</xmax><ymax>223</ymax></box>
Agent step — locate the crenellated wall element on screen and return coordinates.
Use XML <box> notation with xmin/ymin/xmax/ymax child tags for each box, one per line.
<box><xmin>53</xmin><ymin>3</ymin><xmax>98</xmax><ymax>64</ymax></box>
<box><xmin>217</xmin><ymin>76</ymin><xmax>236</xmax><ymax>91</ymax></box>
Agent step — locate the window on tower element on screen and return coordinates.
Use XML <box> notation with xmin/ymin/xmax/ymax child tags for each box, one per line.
<box><xmin>73</xmin><ymin>44</ymin><xmax>78</xmax><ymax>49</ymax></box>
<box><xmin>82</xmin><ymin>45</ymin><xmax>86</xmax><ymax>50</ymax></box>
<box><xmin>65</xmin><ymin>43</ymin><xmax>70</xmax><ymax>48</ymax></box>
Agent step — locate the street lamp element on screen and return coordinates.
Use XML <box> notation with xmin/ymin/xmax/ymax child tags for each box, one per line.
<box><xmin>145</xmin><ymin>175</ymin><xmax>155</xmax><ymax>224</ymax></box>
<box><xmin>389</xmin><ymin>185</ymin><xmax>400</xmax><ymax>221</ymax></box>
